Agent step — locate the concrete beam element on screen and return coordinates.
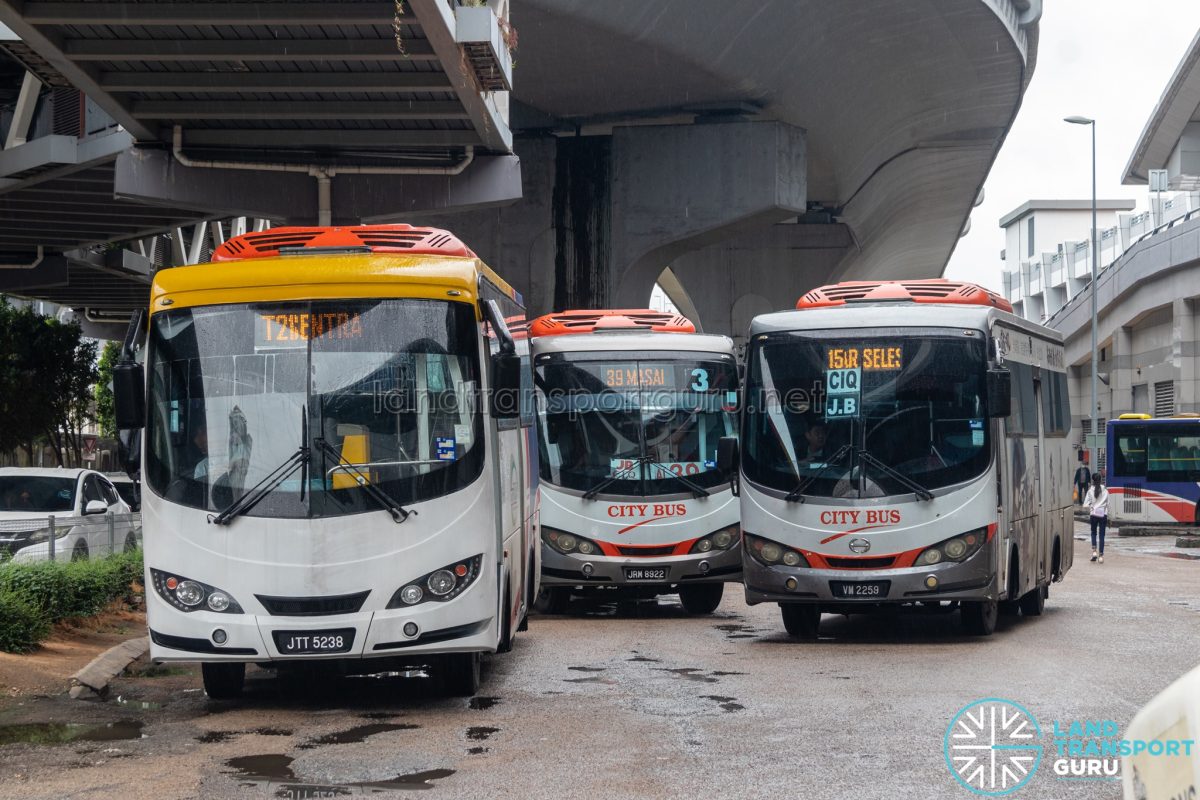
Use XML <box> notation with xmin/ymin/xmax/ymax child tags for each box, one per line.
<box><xmin>113</xmin><ymin>146</ymin><xmax>523</xmax><ymax>224</ymax></box>
<box><xmin>22</xmin><ymin>3</ymin><xmax>403</xmax><ymax>25</ymax></box>
<box><xmin>0</xmin><ymin>254</ymin><xmax>68</xmax><ymax>291</ymax></box>
<box><xmin>100</xmin><ymin>72</ymin><xmax>451</xmax><ymax>94</ymax></box>
<box><xmin>65</xmin><ymin>38</ymin><xmax>436</xmax><ymax>61</ymax></box>
<box><xmin>130</xmin><ymin>100</ymin><xmax>468</xmax><ymax>121</ymax></box>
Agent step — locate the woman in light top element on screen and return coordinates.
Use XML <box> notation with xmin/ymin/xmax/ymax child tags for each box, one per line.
<box><xmin>1083</xmin><ymin>473</ymin><xmax>1109</xmax><ymax>564</ymax></box>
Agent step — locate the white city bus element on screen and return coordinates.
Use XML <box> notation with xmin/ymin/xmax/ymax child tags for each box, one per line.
<box><xmin>531</xmin><ymin>310</ymin><xmax>740</xmax><ymax>614</ymax></box>
<box><xmin>112</xmin><ymin>225</ymin><xmax>538</xmax><ymax>697</ymax></box>
<box><xmin>720</xmin><ymin>280</ymin><xmax>1073</xmax><ymax>637</ymax></box>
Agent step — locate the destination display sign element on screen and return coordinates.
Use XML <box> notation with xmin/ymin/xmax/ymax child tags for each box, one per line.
<box><xmin>827</xmin><ymin>346</ymin><xmax>904</xmax><ymax>371</ymax></box>
<box><xmin>824</xmin><ymin>345</ymin><xmax>904</xmax><ymax>420</ymax></box>
<box><xmin>256</xmin><ymin>311</ymin><xmax>364</xmax><ymax>348</ymax></box>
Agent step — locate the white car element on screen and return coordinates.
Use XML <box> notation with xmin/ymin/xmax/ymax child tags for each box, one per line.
<box><xmin>0</xmin><ymin>467</ymin><xmax>137</xmax><ymax>562</ymax></box>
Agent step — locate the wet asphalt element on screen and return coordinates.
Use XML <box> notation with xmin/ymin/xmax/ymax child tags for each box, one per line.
<box><xmin>1</xmin><ymin>527</ymin><xmax>1197</xmax><ymax>800</ymax></box>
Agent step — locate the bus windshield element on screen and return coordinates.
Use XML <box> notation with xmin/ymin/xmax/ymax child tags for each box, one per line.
<box><xmin>742</xmin><ymin>329</ymin><xmax>991</xmax><ymax>498</ymax></box>
<box><xmin>535</xmin><ymin>354</ymin><xmax>738</xmax><ymax>496</ymax></box>
<box><xmin>145</xmin><ymin>298</ymin><xmax>483</xmax><ymax>519</ymax></box>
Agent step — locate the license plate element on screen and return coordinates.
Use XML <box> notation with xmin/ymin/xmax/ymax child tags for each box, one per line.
<box><xmin>624</xmin><ymin>567</ymin><xmax>668</xmax><ymax>581</ymax></box>
<box><xmin>831</xmin><ymin>581</ymin><xmax>890</xmax><ymax>598</ymax></box>
<box><xmin>272</xmin><ymin>628</ymin><xmax>355</xmax><ymax>655</ymax></box>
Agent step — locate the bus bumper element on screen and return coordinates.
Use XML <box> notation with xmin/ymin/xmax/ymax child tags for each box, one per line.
<box><xmin>146</xmin><ymin>581</ymin><xmax>497</xmax><ymax>663</ymax></box>
<box><xmin>743</xmin><ymin>546</ymin><xmax>996</xmax><ymax>606</ymax></box>
<box><xmin>540</xmin><ymin>543</ymin><xmax>741</xmax><ymax>589</ymax></box>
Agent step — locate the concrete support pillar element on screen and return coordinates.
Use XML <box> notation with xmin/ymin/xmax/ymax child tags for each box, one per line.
<box><xmin>1109</xmin><ymin>325</ymin><xmax>1134</xmax><ymax>417</ymax></box>
<box><xmin>1174</xmin><ymin>298</ymin><xmax>1198</xmax><ymax>413</ymax></box>
<box><xmin>420</xmin><ymin>121</ymin><xmax>808</xmax><ymax>323</ymax></box>
<box><xmin>666</xmin><ymin>223</ymin><xmax>853</xmax><ymax>344</ymax></box>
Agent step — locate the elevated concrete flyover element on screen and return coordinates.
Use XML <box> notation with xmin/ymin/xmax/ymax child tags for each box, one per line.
<box><xmin>424</xmin><ymin>0</ymin><xmax>1040</xmax><ymax>338</ymax></box>
<box><xmin>0</xmin><ymin>0</ymin><xmax>520</xmax><ymax>315</ymax></box>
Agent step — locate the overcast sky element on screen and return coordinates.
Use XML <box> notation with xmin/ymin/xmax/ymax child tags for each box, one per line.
<box><xmin>944</xmin><ymin>0</ymin><xmax>1200</xmax><ymax>287</ymax></box>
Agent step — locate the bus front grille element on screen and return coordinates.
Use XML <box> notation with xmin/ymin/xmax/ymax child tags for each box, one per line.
<box><xmin>256</xmin><ymin>590</ymin><xmax>371</xmax><ymax>617</ymax></box>
<box><xmin>825</xmin><ymin>556</ymin><xmax>896</xmax><ymax>569</ymax></box>
<box><xmin>616</xmin><ymin>545</ymin><xmax>677</xmax><ymax>557</ymax></box>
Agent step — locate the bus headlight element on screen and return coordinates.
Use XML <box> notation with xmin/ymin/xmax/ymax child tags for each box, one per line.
<box><xmin>915</xmin><ymin>528</ymin><xmax>988</xmax><ymax>566</ymax></box>
<box><xmin>690</xmin><ymin>525</ymin><xmax>740</xmax><ymax>554</ymax></box>
<box><xmin>543</xmin><ymin>527</ymin><xmax>603</xmax><ymax>556</ymax></box>
<box><xmin>150</xmin><ymin>569</ymin><xmax>244</xmax><ymax>614</ymax></box>
<box><xmin>387</xmin><ymin>555</ymin><xmax>482</xmax><ymax>608</ymax></box>
<box><xmin>745</xmin><ymin>534</ymin><xmax>809</xmax><ymax>568</ymax></box>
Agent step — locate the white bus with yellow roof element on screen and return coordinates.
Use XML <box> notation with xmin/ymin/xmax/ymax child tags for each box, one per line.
<box><xmin>112</xmin><ymin>224</ymin><xmax>538</xmax><ymax>697</ymax></box>
<box><xmin>530</xmin><ymin>310</ymin><xmax>741</xmax><ymax>614</ymax></box>
<box><xmin>718</xmin><ymin>279</ymin><xmax>1073</xmax><ymax>637</ymax></box>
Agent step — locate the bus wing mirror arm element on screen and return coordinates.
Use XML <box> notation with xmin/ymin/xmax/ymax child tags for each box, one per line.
<box><xmin>483</xmin><ymin>299</ymin><xmax>516</xmax><ymax>355</ymax></box>
<box><xmin>987</xmin><ymin>368</ymin><xmax>1011</xmax><ymax>418</ymax></box>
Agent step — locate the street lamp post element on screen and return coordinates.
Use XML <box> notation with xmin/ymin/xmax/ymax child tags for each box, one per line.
<box><xmin>1065</xmin><ymin>115</ymin><xmax>1099</xmax><ymax>477</ymax></box>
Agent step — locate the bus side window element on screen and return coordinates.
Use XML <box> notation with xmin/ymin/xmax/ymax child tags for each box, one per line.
<box><xmin>1006</xmin><ymin>362</ymin><xmax>1037</xmax><ymax>436</ymax></box>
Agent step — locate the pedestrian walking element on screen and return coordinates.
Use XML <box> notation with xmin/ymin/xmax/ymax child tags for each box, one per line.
<box><xmin>1073</xmin><ymin>461</ymin><xmax>1091</xmax><ymax>506</ymax></box>
<box><xmin>1083</xmin><ymin>474</ymin><xmax>1109</xmax><ymax>563</ymax></box>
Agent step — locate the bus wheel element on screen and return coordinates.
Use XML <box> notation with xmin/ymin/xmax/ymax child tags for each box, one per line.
<box><xmin>961</xmin><ymin>599</ymin><xmax>998</xmax><ymax>636</ymax></box>
<box><xmin>123</xmin><ymin>533</ymin><xmax>138</xmax><ymax>553</ymax></box>
<box><xmin>780</xmin><ymin>604</ymin><xmax>820</xmax><ymax>640</ymax></box>
<box><xmin>201</xmin><ymin>662</ymin><xmax>245</xmax><ymax>699</ymax></box>
<box><xmin>1019</xmin><ymin>584</ymin><xmax>1045</xmax><ymax>617</ymax></box>
<box><xmin>444</xmin><ymin>652</ymin><xmax>481</xmax><ymax>697</ymax></box>
<box><xmin>679</xmin><ymin>584</ymin><xmax>724</xmax><ymax>615</ymax></box>
<box><xmin>534</xmin><ymin>587</ymin><xmax>570</xmax><ymax>615</ymax></box>
<box><xmin>70</xmin><ymin>540</ymin><xmax>89</xmax><ymax>561</ymax></box>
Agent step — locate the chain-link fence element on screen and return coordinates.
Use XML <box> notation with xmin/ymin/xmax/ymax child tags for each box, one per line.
<box><xmin>0</xmin><ymin>512</ymin><xmax>142</xmax><ymax>563</ymax></box>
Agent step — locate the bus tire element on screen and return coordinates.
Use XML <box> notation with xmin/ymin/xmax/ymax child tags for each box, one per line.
<box><xmin>1000</xmin><ymin>551</ymin><xmax>1020</xmax><ymax>616</ymax></box>
<box><xmin>123</xmin><ymin>532</ymin><xmax>138</xmax><ymax>553</ymax></box>
<box><xmin>201</xmin><ymin>662</ymin><xmax>245</xmax><ymax>699</ymax></box>
<box><xmin>444</xmin><ymin>652</ymin><xmax>481</xmax><ymax>697</ymax></box>
<box><xmin>679</xmin><ymin>584</ymin><xmax>724</xmax><ymax>615</ymax></box>
<box><xmin>961</xmin><ymin>599</ymin><xmax>998</xmax><ymax>636</ymax></box>
<box><xmin>780</xmin><ymin>604</ymin><xmax>820</xmax><ymax>640</ymax></box>
<box><xmin>1019</xmin><ymin>584</ymin><xmax>1046</xmax><ymax>617</ymax></box>
<box><xmin>518</xmin><ymin>553</ymin><xmax>534</xmax><ymax>632</ymax></box>
<box><xmin>70</xmin><ymin>540</ymin><xmax>89</xmax><ymax>561</ymax></box>
<box><xmin>534</xmin><ymin>587</ymin><xmax>570</xmax><ymax>615</ymax></box>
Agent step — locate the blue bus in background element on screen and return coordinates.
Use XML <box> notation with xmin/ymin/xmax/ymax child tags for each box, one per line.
<box><xmin>1107</xmin><ymin>415</ymin><xmax>1200</xmax><ymax>526</ymax></box>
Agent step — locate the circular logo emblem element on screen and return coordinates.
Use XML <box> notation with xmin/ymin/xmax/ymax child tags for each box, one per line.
<box><xmin>944</xmin><ymin>698</ymin><xmax>1042</xmax><ymax>796</ymax></box>
<box><xmin>848</xmin><ymin>538</ymin><xmax>871</xmax><ymax>553</ymax></box>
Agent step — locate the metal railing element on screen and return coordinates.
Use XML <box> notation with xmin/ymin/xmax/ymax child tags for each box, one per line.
<box><xmin>0</xmin><ymin>512</ymin><xmax>141</xmax><ymax>563</ymax></box>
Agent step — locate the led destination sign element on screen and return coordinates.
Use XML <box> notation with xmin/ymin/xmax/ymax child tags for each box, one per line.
<box><xmin>256</xmin><ymin>311</ymin><xmax>364</xmax><ymax>348</ymax></box>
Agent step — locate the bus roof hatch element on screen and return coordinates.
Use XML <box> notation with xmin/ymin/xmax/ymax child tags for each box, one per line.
<box><xmin>529</xmin><ymin>309</ymin><xmax>696</xmax><ymax>337</ymax></box>
<box><xmin>211</xmin><ymin>224</ymin><xmax>475</xmax><ymax>262</ymax></box>
<box><xmin>796</xmin><ymin>279</ymin><xmax>1012</xmax><ymax>313</ymax></box>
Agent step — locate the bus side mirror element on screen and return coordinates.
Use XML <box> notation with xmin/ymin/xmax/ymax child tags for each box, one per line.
<box><xmin>113</xmin><ymin>361</ymin><xmax>145</xmax><ymax>430</ymax></box>
<box><xmin>987</xmin><ymin>368</ymin><xmax>1011</xmax><ymax>418</ymax></box>
<box><xmin>491</xmin><ymin>351</ymin><xmax>521</xmax><ymax>420</ymax></box>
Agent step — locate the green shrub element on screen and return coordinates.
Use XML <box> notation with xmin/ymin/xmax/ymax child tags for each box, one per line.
<box><xmin>0</xmin><ymin>592</ymin><xmax>51</xmax><ymax>653</ymax></box>
<box><xmin>0</xmin><ymin>549</ymin><xmax>144</xmax><ymax>623</ymax></box>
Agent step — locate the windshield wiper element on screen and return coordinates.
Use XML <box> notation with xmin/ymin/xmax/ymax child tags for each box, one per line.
<box><xmin>785</xmin><ymin>443</ymin><xmax>853</xmax><ymax>503</ymax></box>
<box><xmin>209</xmin><ymin>447</ymin><xmax>309</xmax><ymax>526</ymax></box>
<box><xmin>856</xmin><ymin>447</ymin><xmax>935</xmax><ymax>501</ymax></box>
<box><xmin>583</xmin><ymin>456</ymin><xmax>647</xmax><ymax>500</ymax></box>
<box><xmin>314</xmin><ymin>438</ymin><xmax>414</xmax><ymax>523</ymax></box>
<box><xmin>645</xmin><ymin>461</ymin><xmax>710</xmax><ymax>498</ymax></box>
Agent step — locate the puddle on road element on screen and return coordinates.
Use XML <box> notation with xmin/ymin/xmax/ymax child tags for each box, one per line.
<box><xmin>567</xmin><ymin>666</ymin><xmax>606</xmax><ymax>672</ymax></box>
<box><xmin>626</xmin><ymin>655</ymin><xmax>661</xmax><ymax>663</ymax></box>
<box><xmin>563</xmin><ymin>676</ymin><xmax>613</xmax><ymax>685</ymax></box>
<box><xmin>197</xmin><ymin>731</ymin><xmax>237</xmax><ymax>744</ymax></box>
<box><xmin>466</xmin><ymin>726</ymin><xmax>499</xmax><ymax>741</ymax></box>
<box><xmin>225</xmin><ymin>754</ymin><xmax>454</xmax><ymax>795</ymax></box>
<box><xmin>654</xmin><ymin>667</ymin><xmax>719</xmax><ymax>684</ymax></box>
<box><xmin>0</xmin><ymin>720</ymin><xmax>144</xmax><ymax>746</ymax></box>
<box><xmin>114</xmin><ymin>696</ymin><xmax>161</xmax><ymax>710</ymax></box>
<box><xmin>714</xmin><ymin>623</ymin><xmax>763</xmax><ymax>640</ymax></box>
<box><xmin>467</xmin><ymin>746</ymin><xmax>488</xmax><ymax>755</ymax></box>
<box><xmin>468</xmin><ymin>696</ymin><xmax>500</xmax><ymax>711</ymax></box>
<box><xmin>701</xmin><ymin>695</ymin><xmax>745</xmax><ymax>712</ymax></box>
<box><xmin>255</xmin><ymin>728</ymin><xmax>293</xmax><ymax>736</ymax></box>
<box><xmin>297</xmin><ymin>723</ymin><xmax>420</xmax><ymax>750</ymax></box>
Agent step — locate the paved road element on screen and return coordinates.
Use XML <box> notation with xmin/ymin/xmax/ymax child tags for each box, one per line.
<box><xmin>1</xmin><ymin>531</ymin><xmax>1197</xmax><ymax>800</ymax></box>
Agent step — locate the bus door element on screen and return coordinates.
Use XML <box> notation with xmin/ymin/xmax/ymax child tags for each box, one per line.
<box><xmin>1032</xmin><ymin>367</ymin><xmax>1047</xmax><ymax>586</ymax></box>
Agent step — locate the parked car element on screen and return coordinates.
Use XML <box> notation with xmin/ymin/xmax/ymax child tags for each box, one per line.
<box><xmin>0</xmin><ymin>467</ymin><xmax>136</xmax><ymax>562</ymax></box>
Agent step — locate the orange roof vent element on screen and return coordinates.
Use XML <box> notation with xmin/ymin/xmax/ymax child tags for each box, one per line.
<box><xmin>796</xmin><ymin>279</ymin><xmax>1012</xmax><ymax>313</ymax></box>
<box><xmin>210</xmin><ymin>224</ymin><xmax>475</xmax><ymax>262</ymax></box>
<box><xmin>530</xmin><ymin>309</ymin><xmax>696</xmax><ymax>337</ymax></box>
